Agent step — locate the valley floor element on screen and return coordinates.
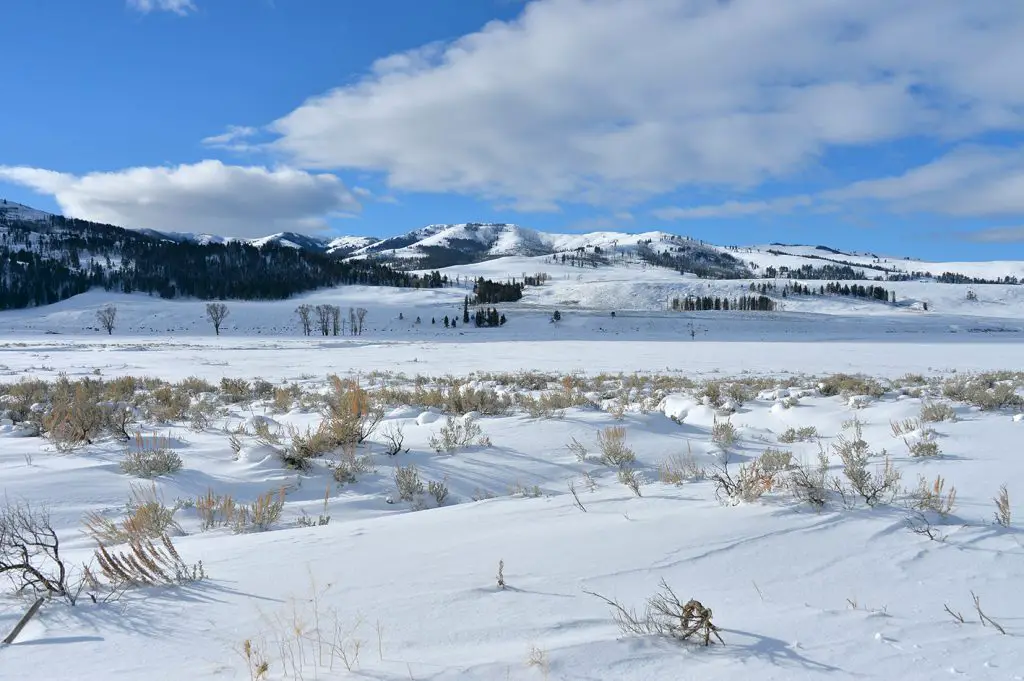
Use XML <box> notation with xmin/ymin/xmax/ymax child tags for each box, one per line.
<box><xmin>0</xmin><ymin>321</ymin><xmax>1022</xmax><ymax>681</ymax></box>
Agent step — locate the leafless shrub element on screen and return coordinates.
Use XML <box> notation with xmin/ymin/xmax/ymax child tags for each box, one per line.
<box><xmin>584</xmin><ymin>580</ymin><xmax>724</xmax><ymax>646</ymax></box>
<box><xmin>788</xmin><ymin>448</ymin><xmax>831</xmax><ymax>508</ymax></box>
<box><xmin>566</xmin><ymin>436</ymin><xmax>589</xmax><ymax>463</ymax></box>
<box><xmin>1</xmin><ymin>500</ymin><xmax>76</xmax><ymax>602</ymax></box>
<box><xmin>380</xmin><ymin>421</ymin><xmax>407</xmax><ymax>455</ymax></box>
<box><xmin>994</xmin><ymin>485</ymin><xmax>1011</xmax><ymax>527</ymax></box>
<box><xmin>568</xmin><ymin>480</ymin><xmax>587</xmax><ymax>513</ymax></box>
<box><xmin>971</xmin><ymin>591</ymin><xmax>1007</xmax><ymax>635</ymax></box>
<box><xmin>597</xmin><ymin>425</ymin><xmax>635</xmax><ymax>467</ymax></box>
<box><xmin>496</xmin><ymin>559</ymin><xmax>506</xmax><ymax>590</ymax></box>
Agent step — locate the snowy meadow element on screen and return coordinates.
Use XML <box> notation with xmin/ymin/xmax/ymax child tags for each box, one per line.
<box><xmin>1</xmin><ymin>267</ymin><xmax>1023</xmax><ymax>681</ymax></box>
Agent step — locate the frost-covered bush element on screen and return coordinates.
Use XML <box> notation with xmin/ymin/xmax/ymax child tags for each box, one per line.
<box><xmin>120</xmin><ymin>448</ymin><xmax>183</xmax><ymax>478</ymax></box>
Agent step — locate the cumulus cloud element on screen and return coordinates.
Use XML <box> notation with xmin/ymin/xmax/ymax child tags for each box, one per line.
<box><xmin>655</xmin><ymin>145</ymin><xmax>1024</xmax><ymax>220</ymax></box>
<box><xmin>267</xmin><ymin>0</ymin><xmax>1024</xmax><ymax>210</ymax></box>
<box><xmin>127</xmin><ymin>0</ymin><xmax>196</xmax><ymax>15</ymax></box>
<box><xmin>0</xmin><ymin>161</ymin><xmax>359</xmax><ymax>237</ymax></box>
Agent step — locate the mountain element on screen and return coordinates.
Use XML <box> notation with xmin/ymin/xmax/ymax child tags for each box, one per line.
<box><xmin>0</xmin><ymin>199</ymin><xmax>53</xmax><ymax>223</ymax></box>
<box><xmin>2</xmin><ymin>199</ymin><xmax>1022</xmax><ymax>313</ymax></box>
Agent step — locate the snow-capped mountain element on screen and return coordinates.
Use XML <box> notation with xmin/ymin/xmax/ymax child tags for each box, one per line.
<box><xmin>3</xmin><ymin>199</ymin><xmax>1023</xmax><ymax>289</ymax></box>
<box><xmin>0</xmin><ymin>199</ymin><xmax>53</xmax><ymax>223</ymax></box>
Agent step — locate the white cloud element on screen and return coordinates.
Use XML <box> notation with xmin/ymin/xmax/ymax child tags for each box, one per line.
<box><xmin>0</xmin><ymin>161</ymin><xmax>359</xmax><ymax>237</ymax></box>
<box><xmin>267</xmin><ymin>0</ymin><xmax>1024</xmax><ymax>210</ymax></box>
<box><xmin>655</xmin><ymin>145</ymin><xmax>1024</xmax><ymax>220</ymax></box>
<box><xmin>127</xmin><ymin>0</ymin><xmax>196</xmax><ymax>15</ymax></box>
<box><xmin>832</xmin><ymin>146</ymin><xmax>1024</xmax><ymax>217</ymax></box>
<box><xmin>201</xmin><ymin>125</ymin><xmax>259</xmax><ymax>151</ymax></box>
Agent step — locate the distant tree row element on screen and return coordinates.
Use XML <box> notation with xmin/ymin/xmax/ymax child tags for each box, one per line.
<box><xmin>749</xmin><ymin>280</ymin><xmax>895</xmax><ymax>303</ymax></box>
<box><xmin>295</xmin><ymin>304</ymin><xmax>368</xmax><ymax>336</ymax></box>
<box><xmin>670</xmin><ymin>295</ymin><xmax>777</xmax><ymax>312</ymax></box>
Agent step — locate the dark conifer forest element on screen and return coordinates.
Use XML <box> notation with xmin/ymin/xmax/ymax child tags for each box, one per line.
<box><xmin>0</xmin><ymin>213</ymin><xmax>445</xmax><ymax>310</ymax></box>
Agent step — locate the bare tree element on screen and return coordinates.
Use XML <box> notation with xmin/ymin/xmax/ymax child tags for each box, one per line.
<box><xmin>348</xmin><ymin>307</ymin><xmax>357</xmax><ymax>336</ymax></box>
<box><xmin>205</xmin><ymin>303</ymin><xmax>230</xmax><ymax>336</ymax></box>
<box><xmin>295</xmin><ymin>304</ymin><xmax>313</xmax><ymax>336</ymax></box>
<box><xmin>1</xmin><ymin>501</ymin><xmax>75</xmax><ymax>603</ymax></box>
<box><xmin>314</xmin><ymin>304</ymin><xmax>332</xmax><ymax>336</ymax></box>
<box><xmin>329</xmin><ymin>305</ymin><xmax>341</xmax><ymax>336</ymax></box>
<box><xmin>356</xmin><ymin>307</ymin><xmax>368</xmax><ymax>335</ymax></box>
<box><xmin>96</xmin><ymin>304</ymin><xmax>117</xmax><ymax>335</ymax></box>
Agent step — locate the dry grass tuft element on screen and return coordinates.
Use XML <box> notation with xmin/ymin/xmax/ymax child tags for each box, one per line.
<box><xmin>597</xmin><ymin>426</ymin><xmax>635</xmax><ymax>467</ymax></box>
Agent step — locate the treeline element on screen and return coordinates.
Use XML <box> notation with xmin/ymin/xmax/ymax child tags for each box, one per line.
<box><xmin>637</xmin><ymin>243</ymin><xmax>750</xmax><ymax>279</ymax></box>
<box><xmin>763</xmin><ymin>249</ymin><xmax>1020</xmax><ymax>285</ymax></box>
<box><xmin>751</xmin><ymin>281</ymin><xmax>895</xmax><ymax>303</ymax></box>
<box><xmin>762</xmin><ymin>263</ymin><xmax>870</xmax><ymax>281</ymax></box>
<box><xmin>670</xmin><ymin>295</ymin><xmax>777</xmax><ymax>312</ymax></box>
<box><xmin>0</xmin><ymin>215</ymin><xmax>447</xmax><ymax>310</ymax></box>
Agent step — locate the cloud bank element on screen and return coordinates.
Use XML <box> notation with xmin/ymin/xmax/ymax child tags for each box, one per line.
<box><xmin>0</xmin><ymin>161</ymin><xmax>359</xmax><ymax>237</ymax></box>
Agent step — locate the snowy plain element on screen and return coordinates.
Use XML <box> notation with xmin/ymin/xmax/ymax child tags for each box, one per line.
<box><xmin>1</xmin><ymin>253</ymin><xmax>1023</xmax><ymax>681</ymax></box>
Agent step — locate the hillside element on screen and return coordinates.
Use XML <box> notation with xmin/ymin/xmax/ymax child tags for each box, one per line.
<box><xmin>3</xmin><ymin>200</ymin><xmax>1022</xmax><ymax>315</ymax></box>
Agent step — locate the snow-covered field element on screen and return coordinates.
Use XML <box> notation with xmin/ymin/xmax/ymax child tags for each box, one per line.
<box><xmin>1</xmin><ymin>260</ymin><xmax>1023</xmax><ymax>680</ymax></box>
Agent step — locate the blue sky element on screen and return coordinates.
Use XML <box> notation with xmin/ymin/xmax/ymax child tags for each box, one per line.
<box><xmin>2</xmin><ymin>0</ymin><xmax>1024</xmax><ymax>261</ymax></box>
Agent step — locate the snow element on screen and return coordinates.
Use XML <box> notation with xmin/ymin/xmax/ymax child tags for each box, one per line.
<box><xmin>1</xmin><ymin>256</ymin><xmax>1023</xmax><ymax>681</ymax></box>
<box><xmin>0</xmin><ymin>200</ymin><xmax>52</xmax><ymax>223</ymax></box>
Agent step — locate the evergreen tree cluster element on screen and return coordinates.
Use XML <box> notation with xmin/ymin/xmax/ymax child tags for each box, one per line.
<box><xmin>670</xmin><ymin>295</ymin><xmax>776</xmax><ymax>311</ymax></box>
<box><xmin>935</xmin><ymin>271</ymin><xmax>1020</xmax><ymax>285</ymax></box>
<box><xmin>0</xmin><ymin>215</ymin><xmax>447</xmax><ymax>310</ymax></box>
<box><xmin>471</xmin><ymin>277</ymin><xmax>524</xmax><ymax>304</ymax></box>
<box><xmin>473</xmin><ymin>307</ymin><xmax>507</xmax><ymax>327</ymax></box>
<box><xmin>749</xmin><ymin>280</ymin><xmax>895</xmax><ymax>303</ymax></box>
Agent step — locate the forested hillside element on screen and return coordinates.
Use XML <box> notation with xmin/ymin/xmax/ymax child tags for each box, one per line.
<box><xmin>0</xmin><ymin>213</ymin><xmax>446</xmax><ymax>310</ymax></box>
